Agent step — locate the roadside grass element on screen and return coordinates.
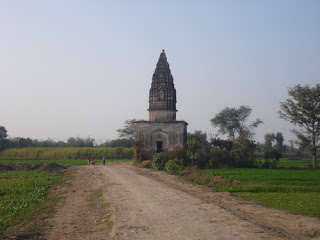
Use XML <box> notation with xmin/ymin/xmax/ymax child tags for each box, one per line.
<box><xmin>236</xmin><ymin>192</ymin><xmax>320</xmax><ymax>218</ymax></box>
<box><xmin>199</xmin><ymin>168</ymin><xmax>320</xmax><ymax>186</ymax></box>
<box><xmin>255</xmin><ymin>157</ymin><xmax>317</xmax><ymax>169</ymax></box>
<box><xmin>0</xmin><ymin>170</ymin><xmax>61</xmax><ymax>232</ymax></box>
<box><xmin>0</xmin><ymin>157</ymin><xmax>132</xmax><ymax>165</ymax></box>
<box><xmin>196</xmin><ymin>168</ymin><xmax>320</xmax><ymax>218</ymax></box>
<box><xmin>89</xmin><ymin>188</ymin><xmax>113</xmax><ymax>232</ymax></box>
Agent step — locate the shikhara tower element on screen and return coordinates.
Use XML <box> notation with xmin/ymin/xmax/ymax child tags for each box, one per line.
<box><xmin>136</xmin><ymin>50</ymin><xmax>188</xmax><ymax>160</ymax></box>
<box><xmin>148</xmin><ymin>49</ymin><xmax>177</xmax><ymax>121</ymax></box>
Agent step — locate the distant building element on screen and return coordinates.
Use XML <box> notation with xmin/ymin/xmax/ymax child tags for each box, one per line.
<box><xmin>136</xmin><ymin>50</ymin><xmax>188</xmax><ymax>160</ymax></box>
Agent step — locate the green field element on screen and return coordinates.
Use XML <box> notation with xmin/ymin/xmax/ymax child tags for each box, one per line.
<box><xmin>0</xmin><ymin>157</ymin><xmax>132</xmax><ymax>165</ymax></box>
<box><xmin>0</xmin><ymin>170</ymin><xmax>60</xmax><ymax>232</ymax></box>
<box><xmin>0</xmin><ymin>147</ymin><xmax>133</xmax><ymax>160</ymax></box>
<box><xmin>197</xmin><ymin>168</ymin><xmax>320</xmax><ymax>218</ymax></box>
<box><xmin>200</xmin><ymin>168</ymin><xmax>320</xmax><ymax>186</ymax></box>
<box><xmin>256</xmin><ymin>157</ymin><xmax>318</xmax><ymax>169</ymax></box>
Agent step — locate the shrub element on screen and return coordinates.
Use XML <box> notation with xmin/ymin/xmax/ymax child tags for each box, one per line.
<box><xmin>260</xmin><ymin>159</ymin><xmax>279</xmax><ymax>169</ymax></box>
<box><xmin>165</xmin><ymin>158</ymin><xmax>184</xmax><ymax>175</ymax></box>
<box><xmin>151</xmin><ymin>152</ymin><xmax>169</xmax><ymax>170</ymax></box>
<box><xmin>210</xmin><ymin>147</ymin><xmax>234</xmax><ymax>168</ymax></box>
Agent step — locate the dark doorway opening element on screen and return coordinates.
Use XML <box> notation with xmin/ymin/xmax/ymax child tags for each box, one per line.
<box><xmin>157</xmin><ymin>142</ymin><xmax>163</xmax><ymax>153</ymax></box>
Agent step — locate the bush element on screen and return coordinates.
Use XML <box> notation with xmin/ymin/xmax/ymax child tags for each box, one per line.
<box><xmin>165</xmin><ymin>158</ymin><xmax>184</xmax><ymax>175</ymax></box>
<box><xmin>151</xmin><ymin>152</ymin><xmax>169</xmax><ymax>170</ymax></box>
<box><xmin>260</xmin><ymin>159</ymin><xmax>279</xmax><ymax>169</ymax></box>
<box><xmin>209</xmin><ymin>147</ymin><xmax>234</xmax><ymax>168</ymax></box>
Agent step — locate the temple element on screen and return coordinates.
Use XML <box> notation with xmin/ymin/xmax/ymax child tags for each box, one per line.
<box><xmin>136</xmin><ymin>50</ymin><xmax>188</xmax><ymax>160</ymax></box>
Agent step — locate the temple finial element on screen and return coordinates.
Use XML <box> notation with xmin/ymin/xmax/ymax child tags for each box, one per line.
<box><xmin>162</xmin><ymin>49</ymin><xmax>165</xmax><ymax>53</ymax></box>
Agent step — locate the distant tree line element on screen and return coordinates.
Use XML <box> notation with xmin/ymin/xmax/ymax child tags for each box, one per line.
<box><xmin>0</xmin><ymin>127</ymin><xmax>133</xmax><ymax>150</ymax></box>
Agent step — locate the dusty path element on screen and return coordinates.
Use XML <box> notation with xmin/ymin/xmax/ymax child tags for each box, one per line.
<box><xmin>4</xmin><ymin>161</ymin><xmax>320</xmax><ymax>239</ymax></box>
<box><xmin>102</xmin><ymin>162</ymin><xmax>320</xmax><ymax>240</ymax></box>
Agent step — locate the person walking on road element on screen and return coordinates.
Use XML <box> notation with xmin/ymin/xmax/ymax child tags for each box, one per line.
<box><xmin>87</xmin><ymin>154</ymin><xmax>91</xmax><ymax>165</ymax></box>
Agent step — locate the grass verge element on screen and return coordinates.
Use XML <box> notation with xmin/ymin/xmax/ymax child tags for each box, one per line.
<box><xmin>193</xmin><ymin>168</ymin><xmax>320</xmax><ymax>218</ymax></box>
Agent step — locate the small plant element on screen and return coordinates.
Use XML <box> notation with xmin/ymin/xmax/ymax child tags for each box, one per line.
<box><xmin>151</xmin><ymin>152</ymin><xmax>169</xmax><ymax>170</ymax></box>
<box><xmin>164</xmin><ymin>158</ymin><xmax>184</xmax><ymax>175</ymax></box>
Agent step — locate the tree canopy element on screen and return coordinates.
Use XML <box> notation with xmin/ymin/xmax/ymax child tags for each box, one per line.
<box><xmin>210</xmin><ymin>105</ymin><xmax>263</xmax><ymax>140</ymax></box>
<box><xmin>0</xmin><ymin>126</ymin><xmax>8</xmax><ymax>151</ymax></box>
<box><xmin>116</xmin><ymin>119</ymin><xmax>139</xmax><ymax>141</ymax></box>
<box><xmin>278</xmin><ymin>84</ymin><xmax>320</xmax><ymax>168</ymax></box>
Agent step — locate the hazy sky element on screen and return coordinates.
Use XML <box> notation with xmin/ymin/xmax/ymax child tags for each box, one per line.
<box><xmin>1</xmin><ymin>1</ymin><xmax>319</xmax><ymax>144</ymax></box>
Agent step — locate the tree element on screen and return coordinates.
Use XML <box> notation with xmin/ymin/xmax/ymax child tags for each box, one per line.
<box><xmin>0</xmin><ymin>126</ymin><xmax>8</xmax><ymax>151</ymax></box>
<box><xmin>274</xmin><ymin>132</ymin><xmax>284</xmax><ymax>153</ymax></box>
<box><xmin>264</xmin><ymin>133</ymin><xmax>275</xmax><ymax>151</ymax></box>
<box><xmin>211</xmin><ymin>106</ymin><xmax>263</xmax><ymax>140</ymax></box>
<box><xmin>187</xmin><ymin>135</ymin><xmax>201</xmax><ymax>169</ymax></box>
<box><xmin>187</xmin><ymin>131</ymin><xmax>210</xmax><ymax>168</ymax></box>
<box><xmin>210</xmin><ymin>106</ymin><xmax>262</xmax><ymax>168</ymax></box>
<box><xmin>264</xmin><ymin>132</ymin><xmax>284</xmax><ymax>155</ymax></box>
<box><xmin>117</xmin><ymin>119</ymin><xmax>139</xmax><ymax>141</ymax></box>
<box><xmin>278</xmin><ymin>84</ymin><xmax>320</xmax><ymax>168</ymax></box>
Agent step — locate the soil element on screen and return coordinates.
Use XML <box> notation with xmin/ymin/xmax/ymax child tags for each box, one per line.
<box><xmin>0</xmin><ymin>162</ymin><xmax>68</xmax><ymax>172</ymax></box>
<box><xmin>2</xmin><ymin>161</ymin><xmax>320</xmax><ymax>239</ymax></box>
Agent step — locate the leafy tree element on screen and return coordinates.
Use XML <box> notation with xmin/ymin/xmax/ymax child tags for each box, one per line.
<box><xmin>274</xmin><ymin>132</ymin><xmax>284</xmax><ymax>153</ymax></box>
<box><xmin>263</xmin><ymin>132</ymin><xmax>283</xmax><ymax>168</ymax></box>
<box><xmin>117</xmin><ymin>119</ymin><xmax>139</xmax><ymax>141</ymax></box>
<box><xmin>264</xmin><ymin>133</ymin><xmax>275</xmax><ymax>151</ymax></box>
<box><xmin>0</xmin><ymin>126</ymin><xmax>8</xmax><ymax>151</ymax></box>
<box><xmin>187</xmin><ymin>135</ymin><xmax>201</xmax><ymax>169</ymax></box>
<box><xmin>211</xmin><ymin>106</ymin><xmax>263</xmax><ymax>140</ymax></box>
<box><xmin>210</xmin><ymin>138</ymin><xmax>233</xmax><ymax>151</ymax></box>
<box><xmin>230</xmin><ymin>135</ymin><xmax>257</xmax><ymax>168</ymax></box>
<box><xmin>278</xmin><ymin>84</ymin><xmax>320</xmax><ymax>168</ymax></box>
<box><xmin>210</xmin><ymin>138</ymin><xmax>233</xmax><ymax>167</ymax></box>
<box><xmin>187</xmin><ymin>131</ymin><xmax>210</xmax><ymax>168</ymax></box>
<box><xmin>210</xmin><ymin>106</ymin><xmax>262</xmax><ymax>168</ymax></box>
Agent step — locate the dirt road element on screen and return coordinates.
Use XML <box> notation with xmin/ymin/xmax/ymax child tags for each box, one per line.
<box><xmin>5</xmin><ymin>161</ymin><xmax>320</xmax><ymax>239</ymax></box>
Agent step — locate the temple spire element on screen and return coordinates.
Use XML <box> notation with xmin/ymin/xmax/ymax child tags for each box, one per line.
<box><xmin>148</xmin><ymin>50</ymin><xmax>177</xmax><ymax>122</ymax></box>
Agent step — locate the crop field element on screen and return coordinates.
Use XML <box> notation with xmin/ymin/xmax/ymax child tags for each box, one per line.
<box><xmin>0</xmin><ymin>147</ymin><xmax>133</xmax><ymax>160</ymax></box>
<box><xmin>0</xmin><ymin>170</ymin><xmax>60</xmax><ymax>232</ymax></box>
<box><xmin>197</xmin><ymin>168</ymin><xmax>320</xmax><ymax>217</ymax></box>
<box><xmin>0</xmin><ymin>157</ymin><xmax>132</xmax><ymax>165</ymax></box>
<box><xmin>256</xmin><ymin>157</ymin><xmax>318</xmax><ymax>169</ymax></box>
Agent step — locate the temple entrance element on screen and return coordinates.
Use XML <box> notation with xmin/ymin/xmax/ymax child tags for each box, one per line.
<box><xmin>156</xmin><ymin>142</ymin><xmax>163</xmax><ymax>153</ymax></box>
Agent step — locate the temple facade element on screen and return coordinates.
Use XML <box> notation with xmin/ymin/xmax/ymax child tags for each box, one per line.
<box><xmin>136</xmin><ymin>50</ymin><xmax>188</xmax><ymax>160</ymax></box>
